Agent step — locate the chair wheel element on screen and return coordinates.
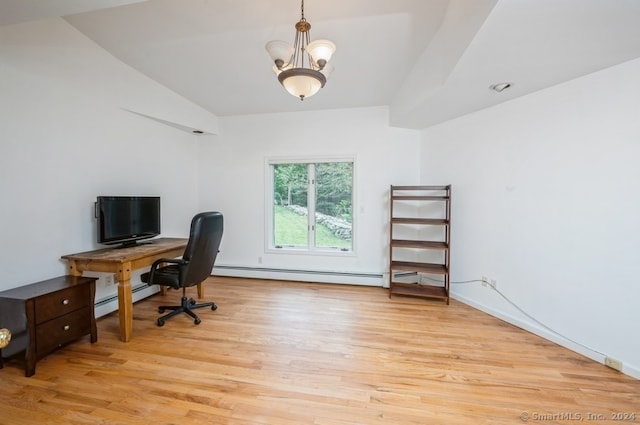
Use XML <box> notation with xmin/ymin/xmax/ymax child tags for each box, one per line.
<box><xmin>157</xmin><ymin>319</ymin><xmax>165</xmax><ymax>327</ymax></box>
<box><xmin>211</xmin><ymin>303</ymin><xmax>218</xmax><ymax>311</ymax></box>
<box><xmin>158</xmin><ymin>308</ymin><xmax>165</xmax><ymax>313</ymax></box>
<box><xmin>189</xmin><ymin>298</ymin><xmax>196</xmax><ymax>306</ymax></box>
<box><xmin>194</xmin><ymin>318</ymin><xmax>201</xmax><ymax>325</ymax></box>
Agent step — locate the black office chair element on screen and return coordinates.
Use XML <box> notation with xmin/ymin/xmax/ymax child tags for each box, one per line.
<box><xmin>141</xmin><ymin>211</ymin><xmax>223</xmax><ymax>326</ymax></box>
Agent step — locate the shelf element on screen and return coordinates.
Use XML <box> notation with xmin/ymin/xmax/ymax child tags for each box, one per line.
<box><xmin>390</xmin><ymin>261</ymin><xmax>448</xmax><ymax>274</ymax></box>
<box><xmin>390</xmin><ymin>239</ymin><xmax>448</xmax><ymax>250</ymax></box>
<box><xmin>391</xmin><ymin>185</ymin><xmax>449</xmax><ymax>191</ymax></box>
<box><xmin>387</xmin><ymin>282</ymin><xmax>448</xmax><ymax>300</ymax></box>
<box><xmin>391</xmin><ymin>195</ymin><xmax>449</xmax><ymax>201</ymax></box>
<box><xmin>391</xmin><ymin>218</ymin><xmax>449</xmax><ymax>225</ymax></box>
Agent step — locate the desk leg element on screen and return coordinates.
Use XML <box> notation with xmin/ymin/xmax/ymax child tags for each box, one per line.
<box><xmin>116</xmin><ymin>263</ymin><xmax>133</xmax><ymax>342</ymax></box>
<box><xmin>66</xmin><ymin>260</ymin><xmax>97</xmax><ymax>343</ymax></box>
<box><xmin>88</xmin><ymin>281</ymin><xmax>98</xmax><ymax>343</ymax></box>
<box><xmin>66</xmin><ymin>259</ymin><xmax>82</xmax><ymax>277</ymax></box>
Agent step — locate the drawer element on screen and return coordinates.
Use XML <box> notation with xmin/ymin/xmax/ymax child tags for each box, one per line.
<box><xmin>35</xmin><ymin>285</ymin><xmax>90</xmax><ymax>324</ymax></box>
<box><xmin>35</xmin><ymin>307</ymin><xmax>92</xmax><ymax>355</ymax></box>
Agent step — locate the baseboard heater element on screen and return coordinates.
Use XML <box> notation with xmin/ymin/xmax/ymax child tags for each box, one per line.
<box><xmin>92</xmin><ymin>267</ymin><xmax>385</xmax><ymax>318</ymax></box>
<box><xmin>94</xmin><ymin>284</ymin><xmax>159</xmax><ymax>319</ymax></box>
<box><xmin>213</xmin><ymin>265</ymin><xmax>384</xmax><ymax>286</ymax></box>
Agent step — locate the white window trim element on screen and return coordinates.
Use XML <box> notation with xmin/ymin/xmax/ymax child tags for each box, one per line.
<box><xmin>264</xmin><ymin>155</ymin><xmax>357</xmax><ymax>256</ymax></box>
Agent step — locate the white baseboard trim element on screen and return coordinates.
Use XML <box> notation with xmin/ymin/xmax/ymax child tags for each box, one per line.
<box><xmin>452</xmin><ymin>291</ymin><xmax>640</xmax><ymax>380</ymax></box>
<box><xmin>92</xmin><ymin>266</ymin><xmax>384</xmax><ymax>319</ymax></box>
<box><xmin>94</xmin><ymin>284</ymin><xmax>160</xmax><ymax>319</ymax></box>
<box><xmin>213</xmin><ymin>265</ymin><xmax>384</xmax><ymax>286</ymax></box>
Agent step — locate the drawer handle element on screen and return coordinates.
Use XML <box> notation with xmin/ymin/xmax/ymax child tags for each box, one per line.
<box><xmin>63</xmin><ymin>325</ymin><xmax>70</xmax><ymax>331</ymax></box>
<box><xmin>62</xmin><ymin>299</ymin><xmax>70</xmax><ymax>305</ymax></box>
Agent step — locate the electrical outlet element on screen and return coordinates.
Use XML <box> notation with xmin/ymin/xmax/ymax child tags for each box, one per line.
<box><xmin>482</xmin><ymin>276</ymin><xmax>489</xmax><ymax>287</ymax></box>
<box><xmin>104</xmin><ymin>274</ymin><xmax>116</xmax><ymax>286</ymax></box>
<box><xmin>490</xmin><ymin>279</ymin><xmax>497</xmax><ymax>289</ymax></box>
<box><xmin>604</xmin><ymin>356</ymin><xmax>623</xmax><ymax>372</ymax></box>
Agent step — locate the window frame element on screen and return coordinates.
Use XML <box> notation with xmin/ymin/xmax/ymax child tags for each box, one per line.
<box><xmin>265</xmin><ymin>156</ymin><xmax>357</xmax><ymax>256</ymax></box>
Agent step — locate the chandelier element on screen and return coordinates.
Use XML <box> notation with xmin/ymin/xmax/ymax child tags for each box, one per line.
<box><xmin>265</xmin><ymin>0</ymin><xmax>336</xmax><ymax>101</ymax></box>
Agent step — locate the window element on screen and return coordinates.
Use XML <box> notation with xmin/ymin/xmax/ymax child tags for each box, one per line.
<box><xmin>267</xmin><ymin>159</ymin><xmax>354</xmax><ymax>253</ymax></box>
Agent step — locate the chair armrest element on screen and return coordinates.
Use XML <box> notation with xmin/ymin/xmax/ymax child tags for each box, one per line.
<box><xmin>148</xmin><ymin>257</ymin><xmax>188</xmax><ymax>283</ymax></box>
<box><xmin>150</xmin><ymin>257</ymin><xmax>188</xmax><ymax>268</ymax></box>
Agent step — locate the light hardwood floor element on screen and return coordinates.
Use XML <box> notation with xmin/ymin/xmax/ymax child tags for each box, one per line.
<box><xmin>0</xmin><ymin>277</ymin><xmax>638</xmax><ymax>425</ymax></box>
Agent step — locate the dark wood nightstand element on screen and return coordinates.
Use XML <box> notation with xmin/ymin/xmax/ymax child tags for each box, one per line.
<box><xmin>0</xmin><ymin>275</ymin><xmax>97</xmax><ymax>377</ymax></box>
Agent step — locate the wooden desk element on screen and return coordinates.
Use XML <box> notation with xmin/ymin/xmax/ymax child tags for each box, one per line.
<box><xmin>62</xmin><ymin>237</ymin><xmax>188</xmax><ymax>342</ymax></box>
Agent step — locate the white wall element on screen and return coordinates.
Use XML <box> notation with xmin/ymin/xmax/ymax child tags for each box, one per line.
<box><xmin>0</xmin><ymin>18</ymin><xmax>217</xmax><ymax>297</ymax></box>
<box><xmin>420</xmin><ymin>58</ymin><xmax>640</xmax><ymax>378</ymax></box>
<box><xmin>4</xmin><ymin>12</ymin><xmax>636</xmax><ymax>380</ymax></box>
<box><xmin>198</xmin><ymin>106</ymin><xmax>421</xmax><ymax>283</ymax></box>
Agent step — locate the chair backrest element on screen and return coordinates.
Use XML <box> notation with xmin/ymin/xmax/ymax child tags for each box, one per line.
<box><xmin>180</xmin><ymin>211</ymin><xmax>224</xmax><ymax>287</ymax></box>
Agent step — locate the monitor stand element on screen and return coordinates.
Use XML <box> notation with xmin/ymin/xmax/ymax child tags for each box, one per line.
<box><xmin>115</xmin><ymin>240</ymin><xmax>153</xmax><ymax>249</ymax></box>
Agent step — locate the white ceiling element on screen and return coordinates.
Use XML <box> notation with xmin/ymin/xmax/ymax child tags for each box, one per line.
<box><xmin>3</xmin><ymin>0</ymin><xmax>640</xmax><ymax>129</ymax></box>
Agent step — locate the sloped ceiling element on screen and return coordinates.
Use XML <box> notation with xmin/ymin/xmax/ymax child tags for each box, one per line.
<box><xmin>2</xmin><ymin>0</ymin><xmax>640</xmax><ymax>129</ymax></box>
<box><xmin>0</xmin><ymin>0</ymin><xmax>147</xmax><ymax>25</ymax></box>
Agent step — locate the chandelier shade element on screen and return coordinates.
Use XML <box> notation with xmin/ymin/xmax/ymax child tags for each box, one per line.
<box><xmin>279</xmin><ymin>68</ymin><xmax>326</xmax><ymax>99</ymax></box>
<box><xmin>265</xmin><ymin>40</ymin><xmax>294</xmax><ymax>69</ymax></box>
<box><xmin>265</xmin><ymin>0</ymin><xmax>335</xmax><ymax>100</ymax></box>
<box><xmin>306</xmin><ymin>39</ymin><xmax>336</xmax><ymax>67</ymax></box>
